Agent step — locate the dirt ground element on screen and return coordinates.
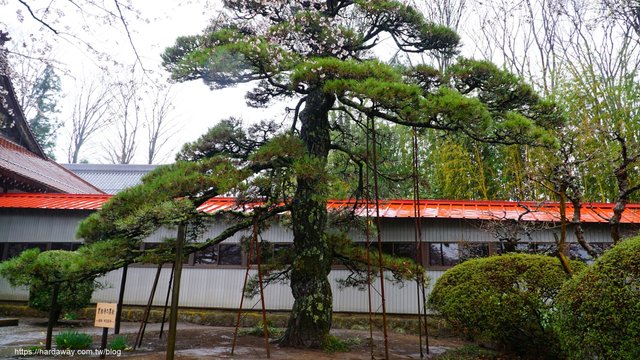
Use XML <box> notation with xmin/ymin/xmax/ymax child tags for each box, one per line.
<box><xmin>0</xmin><ymin>318</ymin><xmax>467</xmax><ymax>359</ymax></box>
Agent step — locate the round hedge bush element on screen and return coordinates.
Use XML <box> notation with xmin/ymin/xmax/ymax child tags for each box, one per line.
<box><xmin>428</xmin><ymin>253</ymin><xmax>584</xmax><ymax>357</ymax></box>
<box><xmin>29</xmin><ymin>278</ymin><xmax>96</xmax><ymax>322</ymax></box>
<box><xmin>555</xmin><ymin>237</ymin><xmax>640</xmax><ymax>360</ymax></box>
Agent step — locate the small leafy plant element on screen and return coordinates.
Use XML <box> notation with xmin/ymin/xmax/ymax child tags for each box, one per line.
<box><xmin>239</xmin><ymin>320</ymin><xmax>283</xmax><ymax>338</ymax></box>
<box><xmin>321</xmin><ymin>335</ymin><xmax>361</xmax><ymax>353</ymax></box>
<box><xmin>108</xmin><ymin>335</ymin><xmax>130</xmax><ymax>351</ymax></box>
<box><xmin>433</xmin><ymin>345</ymin><xmax>503</xmax><ymax>360</ymax></box>
<box><xmin>27</xmin><ymin>345</ymin><xmax>43</xmax><ymax>352</ymax></box>
<box><xmin>62</xmin><ymin>312</ymin><xmax>78</xmax><ymax>321</ymax></box>
<box><xmin>55</xmin><ymin>331</ymin><xmax>93</xmax><ymax>350</ymax></box>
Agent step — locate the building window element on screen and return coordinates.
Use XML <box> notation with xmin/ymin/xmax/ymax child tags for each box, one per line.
<box><xmin>429</xmin><ymin>243</ymin><xmax>459</xmax><ymax>267</ymax></box>
<box><xmin>460</xmin><ymin>243</ymin><xmax>490</xmax><ymax>261</ymax></box>
<box><xmin>360</xmin><ymin>242</ymin><xmax>420</xmax><ymax>260</ymax></box>
<box><xmin>218</xmin><ymin>244</ymin><xmax>242</xmax><ymax>265</ymax></box>
<box><xmin>497</xmin><ymin>241</ymin><xmax>557</xmax><ymax>254</ymax></box>
<box><xmin>3</xmin><ymin>242</ymin><xmax>48</xmax><ymax>260</ymax></box>
<box><xmin>569</xmin><ymin>243</ymin><xmax>612</xmax><ymax>263</ymax></box>
<box><xmin>428</xmin><ymin>242</ymin><xmax>492</xmax><ymax>267</ymax></box>
<box><xmin>142</xmin><ymin>242</ymin><xmax>189</xmax><ymax>264</ymax></box>
<box><xmin>253</xmin><ymin>242</ymin><xmax>293</xmax><ymax>264</ymax></box>
<box><xmin>50</xmin><ymin>242</ymin><xmax>82</xmax><ymax>251</ymax></box>
<box><xmin>194</xmin><ymin>243</ymin><xmax>243</xmax><ymax>266</ymax></box>
<box><xmin>194</xmin><ymin>245</ymin><xmax>219</xmax><ymax>265</ymax></box>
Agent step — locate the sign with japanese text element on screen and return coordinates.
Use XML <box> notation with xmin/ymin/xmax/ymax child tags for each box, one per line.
<box><xmin>94</xmin><ymin>303</ymin><xmax>117</xmax><ymax>328</ymax></box>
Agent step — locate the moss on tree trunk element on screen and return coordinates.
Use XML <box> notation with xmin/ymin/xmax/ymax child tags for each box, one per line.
<box><xmin>279</xmin><ymin>89</ymin><xmax>335</xmax><ymax>347</ymax></box>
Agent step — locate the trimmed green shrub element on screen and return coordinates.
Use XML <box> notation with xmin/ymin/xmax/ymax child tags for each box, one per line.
<box><xmin>0</xmin><ymin>249</ymin><xmax>99</xmax><ymax>324</ymax></box>
<box><xmin>428</xmin><ymin>253</ymin><xmax>584</xmax><ymax>358</ymax></box>
<box><xmin>29</xmin><ymin>279</ymin><xmax>96</xmax><ymax>323</ymax></box>
<box><xmin>555</xmin><ymin>237</ymin><xmax>640</xmax><ymax>359</ymax></box>
<box><xmin>55</xmin><ymin>331</ymin><xmax>93</xmax><ymax>350</ymax></box>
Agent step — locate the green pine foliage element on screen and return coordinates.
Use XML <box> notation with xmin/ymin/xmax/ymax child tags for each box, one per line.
<box><xmin>554</xmin><ymin>237</ymin><xmax>640</xmax><ymax>360</ymax></box>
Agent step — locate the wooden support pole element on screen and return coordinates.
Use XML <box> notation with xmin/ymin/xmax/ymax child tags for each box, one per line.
<box><xmin>166</xmin><ymin>223</ymin><xmax>186</xmax><ymax>360</ymax></box>
<box><xmin>100</xmin><ymin>327</ymin><xmax>108</xmax><ymax>359</ymax></box>
<box><xmin>231</xmin><ymin>237</ymin><xmax>254</xmax><ymax>355</ymax></box>
<box><xmin>115</xmin><ymin>264</ymin><xmax>128</xmax><ymax>335</ymax></box>
<box><xmin>254</xmin><ymin>220</ymin><xmax>271</xmax><ymax>358</ymax></box>
<box><xmin>370</xmin><ymin>118</ymin><xmax>390</xmax><ymax>360</ymax></box>
<box><xmin>45</xmin><ymin>283</ymin><xmax>60</xmax><ymax>350</ymax></box>
<box><xmin>159</xmin><ymin>262</ymin><xmax>175</xmax><ymax>339</ymax></box>
<box><xmin>135</xmin><ymin>263</ymin><xmax>162</xmax><ymax>349</ymax></box>
<box><xmin>364</xmin><ymin>120</ymin><xmax>375</xmax><ymax>360</ymax></box>
<box><xmin>411</xmin><ymin>127</ymin><xmax>429</xmax><ymax>356</ymax></box>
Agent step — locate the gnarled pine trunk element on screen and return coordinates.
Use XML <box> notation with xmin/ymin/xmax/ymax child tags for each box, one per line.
<box><xmin>279</xmin><ymin>89</ymin><xmax>335</xmax><ymax>347</ymax></box>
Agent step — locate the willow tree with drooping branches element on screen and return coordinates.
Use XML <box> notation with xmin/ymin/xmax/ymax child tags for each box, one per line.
<box><xmin>74</xmin><ymin>0</ymin><xmax>562</xmax><ymax>348</ymax></box>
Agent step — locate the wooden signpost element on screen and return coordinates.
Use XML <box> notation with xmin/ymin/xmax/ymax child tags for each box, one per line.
<box><xmin>95</xmin><ymin>303</ymin><xmax>117</xmax><ymax>359</ymax></box>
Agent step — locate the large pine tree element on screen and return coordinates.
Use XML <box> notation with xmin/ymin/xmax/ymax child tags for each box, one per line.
<box><xmin>79</xmin><ymin>0</ymin><xmax>562</xmax><ymax>348</ymax></box>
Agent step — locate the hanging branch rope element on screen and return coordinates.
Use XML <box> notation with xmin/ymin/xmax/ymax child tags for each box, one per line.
<box><xmin>232</xmin><ymin>231</ymin><xmax>254</xmax><ymax>355</ymax></box>
<box><xmin>370</xmin><ymin>115</ymin><xmax>390</xmax><ymax>360</ymax></box>
<box><xmin>411</xmin><ymin>126</ymin><xmax>429</xmax><ymax>357</ymax></box>
<box><xmin>231</xmin><ymin>215</ymin><xmax>270</xmax><ymax>358</ymax></box>
<box><xmin>365</xmin><ymin>116</ymin><xmax>375</xmax><ymax>360</ymax></box>
<box><xmin>254</xmin><ymin>216</ymin><xmax>271</xmax><ymax>358</ymax></box>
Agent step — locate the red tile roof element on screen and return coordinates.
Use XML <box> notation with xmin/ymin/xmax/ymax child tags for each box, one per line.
<box><xmin>0</xmin><ymin>193</ymin><xmax>111</xmax><ymax>210</ymax></box>
<box><xmin>0</xmin><ymin>138</ymin><xmax>103</xmax><ymax>194</ymax></box>
<box><xmin>1</xmin><ymin>193</ymin><xmax>639</xmax><ymax>224</ymax></box>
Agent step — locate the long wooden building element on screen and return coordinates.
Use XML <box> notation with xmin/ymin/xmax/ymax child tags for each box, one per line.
<box><xmin>0</xmin><ymin>193</ymin><xmax>637</xmax><ymax>314</ymax></box>
<box><xmin>1</xmin><ymin>33</ymin><xmax>638</xmax><ymax>314</ymax></box>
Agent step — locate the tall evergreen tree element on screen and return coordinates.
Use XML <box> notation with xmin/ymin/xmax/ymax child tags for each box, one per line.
<box><xmin>163</xmin><ymin>1</ymin><xmax>560</xmax><ymax>346</ymax></box>
<box><xmin>79</xmin><ymin>0</ymin><xmax>562</xmax><ymax>348</ymax></box>
<box><xmin>27</xmin><ymin>65</ymin><xmax>61</xmax><ymax>159</ymax></box>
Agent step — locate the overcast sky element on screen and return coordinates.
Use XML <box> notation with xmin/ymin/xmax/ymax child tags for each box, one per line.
<box><xmin>3</xmin><ymin>1</ymin><xmax>474</xmax><ymax>164</ymax></box>
<box><xmin>3</xmin><ymin>1</ymin><xmax>289</xmax><ymax>164</ymax></box>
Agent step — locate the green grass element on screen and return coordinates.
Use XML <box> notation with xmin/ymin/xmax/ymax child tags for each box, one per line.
<box><xmin>433</xmin><ymin>345</ymin><xmax>507</xmax><ymax>360</ymax></box>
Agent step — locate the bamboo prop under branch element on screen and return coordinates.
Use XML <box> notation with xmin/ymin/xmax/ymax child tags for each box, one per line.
<box><xmin>166</xmin><ymin>223</ymin><xmax>186</xmax><ymax>360</ymax></box>
<box><xmin>370</xmin><ymin>116</ymin><xmax>390</xmax><ymax>359</ymax></box>
<box><xmin>159</xmin><ymin>262</ymin><xmax>175</xmax><ymax>339</ymax></box>
<box><xmin>365</xmin><ymin>120</ymin><xmax>375</xmax><ymax>360</ymax></box>
<box><xmin>115</xmin><ymin>264</ymin><xmax>128</xmax><ymax>335</ymax></box>
<box><xmin>231</xmin><ymin>233</ymin><xmax>255</xmax><ymax>355</ymax></box>
<box><xmin>231</xmin><ymin>216</ymin><xmax>270</xmax><ymax>358</ymax></box>
<box><xmin>45</xmin><ymin>283</ymin><xmax>60</xmax><ymax>350</ymax></box>
<box><xmin>134</xmin><ymin>263</ymin><xmax>163</xmax><ymax>349</ymax></box>
<box><xmin>255</xmin><ymin>219</ymin><xmax>271</xmax><ymax>359</ymax></box>
<box><xmin>411</xmin><ymin>126</ymin><xmax>429</xmax><ymax>357</ymax></box>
